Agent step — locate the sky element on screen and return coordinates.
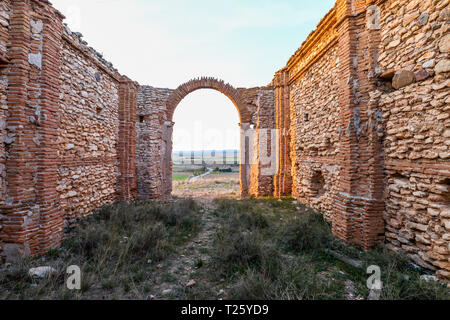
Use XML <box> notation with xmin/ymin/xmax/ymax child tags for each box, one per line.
<box><xmin>51</xmin><ymin>0</ymin><xmax>335</xmax><ymax>151</ymax></box>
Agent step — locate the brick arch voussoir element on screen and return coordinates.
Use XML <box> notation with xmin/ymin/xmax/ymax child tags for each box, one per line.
<box><xmin>166</xmin><ymin>77</ymin><xmax>250</xmax><ymax>123</ymax></box>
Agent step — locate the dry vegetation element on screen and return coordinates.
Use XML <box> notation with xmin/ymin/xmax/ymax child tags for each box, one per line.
<box><xmin>172</xmin><ymin>172</ymin><xmax>240</xmax><ymax>198</ymax></box>
<box><xmin>0</xmin><ymin>199</ymin><xmax>203</xmax><ymax>299</ymax></box>
<box><xmin>0</xmin><ymin>196</ymin><xmax>448</xmax><ymax>300</ymax></box>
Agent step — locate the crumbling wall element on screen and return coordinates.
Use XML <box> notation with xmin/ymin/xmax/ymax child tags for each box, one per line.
<box><xmin>136</xmin><ymin>85</ymin><xmax>173</xmax><ymax>199</ymax></box>
<box><xmin>278</xmin><ymin>0</ymin><xmax>449</xmax><ymax>279</ymax></box>
<box><xmin>58</xmin><ymin>26</ymin><xmax>121</xmax><ymax>222</ymax></box>
<box><xmin>289</xmin><ymin>45</ymin><xmax>341</xmax><ymax>219</ymax></box>
<box><xmin>0</xmin><ymin>0</ymin><xmax>10</xmax><ymax>258</ymax></box>
<box><xmin>377</xmin><ymin>0</ymin><xmax>450</xmax><ymax>279</ymax></box>
<box><xmin>0</xmin><ymin>0</ymin><xmax>447</xmax><ymax>279</ymax></box>
<box><xmin>1</xmin><ymin>0</ymin><xmax>137</xmax><ymax>260</ymax></box>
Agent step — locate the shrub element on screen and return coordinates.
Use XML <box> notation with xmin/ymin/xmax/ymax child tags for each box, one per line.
<box><xmin>129</xmin><ymin>222</ymin><xmax>168</xmax><ymax>259</ymax></box>
<box><xmin>279</xmin><ymin>210</ymin><xmax>333</xmax><ymax>253</ymax></box>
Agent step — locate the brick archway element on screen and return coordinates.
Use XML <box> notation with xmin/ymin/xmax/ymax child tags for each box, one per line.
<box><xmin>164</xmin><ymin>77</ymin><xmax>251</xmax><ymax>197</ymax></box>
<box><xmin>166</xmin><ymin>77</ymin><xmax>251</xmax><ymax>123</ymax></box>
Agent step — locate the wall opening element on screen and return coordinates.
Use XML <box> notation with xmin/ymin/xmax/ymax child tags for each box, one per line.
<box><xmin>442</xmin><ymin>178</ymin><xmax>450</xmax><ymax>208</ymax></box>
<box><xmin>171</xmin><ymin>89</ymin><xmax>241</xmax><ymax>198</ymax></box>
<box><xmin>311</xmin><ymin>171</ymin><xmax>326</xmax><ymax>199</ymax></box>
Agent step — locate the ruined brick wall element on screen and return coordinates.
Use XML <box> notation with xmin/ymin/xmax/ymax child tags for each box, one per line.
<box><xmin>0</xmin><ymin>2</ymin><xmax>274</xmax><ymax>260</ymax></box>
<box><xmin>376</xmin><ymin>0</ymin><xmax>450</xmax><ymax>279</ymax></box>
<box><xmin>277</xmin><ymin>0</ymin><xmax>449</xmax><ymax>279</ymax></box>
<box><xmin>136</xmin><ymin>85</ymin><xmax>173</xmax><ymax>199</ymax></box>
<box><xmin>289</xmin><ymin>45</ymin><xmax>341</xmax><ymax>219</ymax></box>
<box><xmin>0</xmin><ymin>0</ymin><xmax>137</xmax><ymax>260</ymax></box>
<box><xmin>58</xmin><ymin>26</ymin><xmax>122</xmax><ymax>222</ymax></box>
<box><xmin>279</xmin><ymin>1</ymin><xmax>387</xmax><ymax>251</ymax></box>
<box><xmin>136</xmin><ymin>81</ymin><xmax>273</xmax><ymax>200</ymax></box>
<box><xmin>0</xmin><ymin>0</ymin><xmax>10</xmax><ymax>258</ymax></box>
<box><xmin>0</xmin><ymin>0</ymin><xmax>447</xmax><ymax>280</ymax></box>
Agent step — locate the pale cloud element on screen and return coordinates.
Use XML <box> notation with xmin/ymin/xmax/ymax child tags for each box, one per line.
<box><xmin>52</xmin><ymin>0</ymin><xmax>334</xmax><ymax>88</ymax></box>
<box><xmin>210</xmin><ymin>2</ymin><xmax>329</xmax><ymax>30</ymax></box>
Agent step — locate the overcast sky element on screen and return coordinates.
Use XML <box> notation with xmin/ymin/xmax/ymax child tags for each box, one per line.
<box><xmin>51</xmin><ymin>0</ymin><xmax>335</xmax><ymax>151</ymax></box>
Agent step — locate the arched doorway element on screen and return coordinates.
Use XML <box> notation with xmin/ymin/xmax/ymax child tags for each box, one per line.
<box><xmin>164</xmin><ymin>77</ymin><xmax>252</xmax><ymax>197</ymax></box>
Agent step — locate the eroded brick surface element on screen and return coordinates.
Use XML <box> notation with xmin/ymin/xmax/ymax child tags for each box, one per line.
<box><xmin>136</xmin><ymin>85</ymin><xmax>173</xmax><ymax>199</ymax></box>
<box><xmin>274</xmin><ymin>0</ymin><xmax>449</xmax><ymax>279</ymax></box>
<box><xmin>0</xmin><ymin>0</ymin><xmax>10</xmax><ymax>256</ymax></box>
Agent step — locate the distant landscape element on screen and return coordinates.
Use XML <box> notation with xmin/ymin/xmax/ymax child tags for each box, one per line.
<box><xmin>172</xmin><ymin>149</ymin><xmax>240</xmax><ymax>198</ymax></box>
<box><xmin>172</xmin><ymin>150</ymin><xmax>239</xmax><ymax>182</ymax></box>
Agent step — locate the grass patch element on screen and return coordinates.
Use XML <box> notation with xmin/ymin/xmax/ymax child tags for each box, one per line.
<box><xmin>278</xmin><ymin>210</ymin><xmax>333</xmax><ymax>253</ymax></box>
<box><xmin>0</xmin><ymin>199</ymin><xmax>202</xmax><ymax>300</ymax></box>
<box><xmin>173</xmin><ymin>174</ymin><xmax>190</xmax><ymax>181</ymax></box>
<box><xmin>1</xmin><ymin>197</ymin><xmax>448</xmax><ymax>300</ymax></box>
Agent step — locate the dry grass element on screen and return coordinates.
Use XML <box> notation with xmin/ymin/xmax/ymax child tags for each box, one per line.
<box><xmin>173</xmin><ymin>172</ymin><xmax>239</xmax><ymax>198</ymax></box>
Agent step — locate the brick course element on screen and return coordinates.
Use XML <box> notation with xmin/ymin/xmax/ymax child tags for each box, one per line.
<box><xmin>2</xmin><ymin>0</ymin><xmax>65</xmax><ymax>259</ymax></box>
<box><xmin>0</xmin><ymin>0</ymin><xmax>10</xmax><ymax>256</ymax></box>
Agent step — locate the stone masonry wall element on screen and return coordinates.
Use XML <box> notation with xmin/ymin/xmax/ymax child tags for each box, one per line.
<box><xmin>280</xmin><ymin>0</ymin><xmax>387</xmax><ymax>251</ymax></box>
<box><xmin>290</xmin><ymin>45</ymin><xmax>341</xmax><ymax>220</ymax></box>
<box><xmin>0</xmin><ymin>1</ymin><xmax>273</xmax><ymax>260</ymax></box>
<box><xmin>0</xmin><ymin>0</ymin><xmax>448</xmax><ymax>282</ymax></box>
<box><xmin>58</xmin><ymin>26</ymin><xmax>121</xmax><ymax>222</ymax></box>
<box><xmin>1</xmin><ymin>0</ymin><xmax>66</xmax><ymax>259</ymax></box>
<box><xmin>376</xmin><ymin>0</ymin><xmax>450</xmax><ymax>279</ymax></box>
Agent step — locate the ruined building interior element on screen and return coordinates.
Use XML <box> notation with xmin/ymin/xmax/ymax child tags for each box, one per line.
<box><xmin>0</xmin><ymin>0</ymin><xmax>449</xmax><ymax>281</ymax></box>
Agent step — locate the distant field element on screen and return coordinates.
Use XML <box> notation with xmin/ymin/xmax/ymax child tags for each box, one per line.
<box><xmin>172</xmin><ymin>173</ymin><xmax>190</xmax><ymax>181</ymax></box>
<box><xmin>172</xmin><ymin>150</ymin><xmax>239</xmax><ymax>186</ymax></box>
